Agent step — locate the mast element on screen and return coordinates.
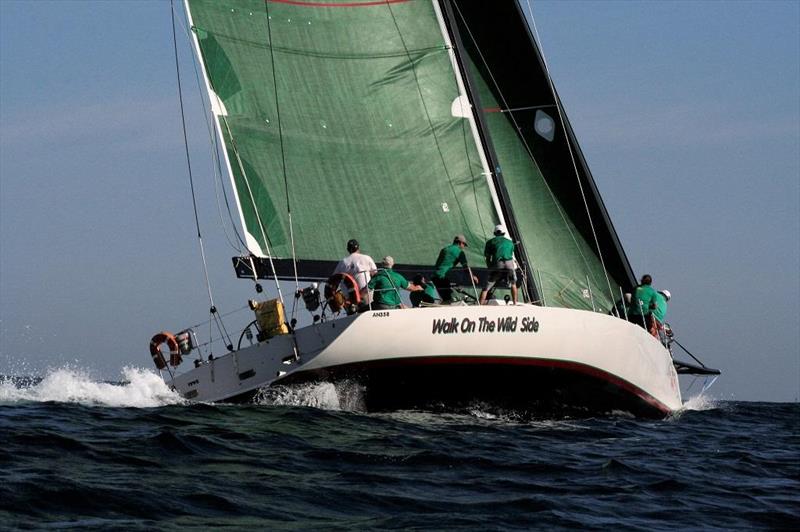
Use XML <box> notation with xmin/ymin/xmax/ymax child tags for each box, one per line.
<box><xmin>437</xmin><ymin>0</ymin><xmax>540</xmax><ymax>303</ymax></box>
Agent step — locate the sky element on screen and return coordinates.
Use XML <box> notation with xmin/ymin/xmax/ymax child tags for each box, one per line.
<box><xmin>1</xmin><ymin>0</ymin><xmax>798</xmax><ymax>402</ymax></box>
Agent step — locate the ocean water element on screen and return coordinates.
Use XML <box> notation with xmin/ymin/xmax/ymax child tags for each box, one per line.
<box><xmin>0</xmin><ymin>368</ymin><xmax>797</xmax><ymax>530</ymax></box>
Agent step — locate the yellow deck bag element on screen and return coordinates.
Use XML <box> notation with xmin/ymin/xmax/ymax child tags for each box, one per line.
<box><xmin>251</xmin><ymin>299</ymin><xmax>289</xmax><ymax>338</ymax></box>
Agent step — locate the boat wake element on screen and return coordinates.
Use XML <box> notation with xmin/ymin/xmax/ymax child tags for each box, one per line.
<box><xmin>253</xmin><ymin>380</ymin><xmax>366</xmax><ymax>411</ymax></box>
<box><xmin>668</xmin><ymin>393</ymin><xmax>720</xmax><ymax>420</ymax></box>
<box><xmin>0</xmin><ymin>366</ymin><xmax>184</xmax><ymax>407</ymax></box>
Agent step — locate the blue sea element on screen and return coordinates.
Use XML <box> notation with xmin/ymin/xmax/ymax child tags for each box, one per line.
<box><xmin>0</xmin><ymin>368</ymin><xmax>797</xmax><ymax>530</ymax></box>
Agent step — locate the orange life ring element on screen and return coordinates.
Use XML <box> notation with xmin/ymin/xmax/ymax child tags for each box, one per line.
<box><xmin>149</xmin><ymin>331</ymin><xmax>182</xmax><ymax>370</ymax></box>
<box><xmin>324</xmin><ymin>273</ymin><xmax>362</xmax><ymax>313</ymax></box>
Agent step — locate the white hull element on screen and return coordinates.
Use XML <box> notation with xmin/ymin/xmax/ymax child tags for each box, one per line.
<box><xmin>168</xmin><ymin>304</ymin><xmax>681</xmax><ymax>417</ymax></box>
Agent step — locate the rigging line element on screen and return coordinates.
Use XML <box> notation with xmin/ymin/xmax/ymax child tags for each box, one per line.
<box><xmin>263</xmin><ymin>0</ymin><xmax>300</xmax><ymax>293</ymax></box>
<box><xmin>451</xmin><ymin>1</ymin><xmax>595</xmax><ymax>290</ymax></box>
<box><xmin>171</xmin><ymin>0</ymin><xmax>233</xmax><ymax>348</ymax></box>
<box><xmin>210</xmin><ymin>125</ymin><xmax>249</xmax><ymax>253</ymax></box>
<box><xmin>171</xmin><ymin>2</ymin><xmax>246</xmax><ymax>254</ymax></box>
<box><xmin>187</xmin><ymin>15</ymin><xmax>284</xmax><ymax>301</ymax></box>
<box><xmin>385</xmin><ymin>0</ymin><xmax>472</xmax><ymax>233</ymax></box>
<box><xmin>187</xmin><ymin>305</ymin><xmax>249</xmax><ymax>331</ymax></box>
<box><xmin>497</xmin><ymin>103</ymin><xmax>557</xmax><ymax>113</ymax></box>
<box><xmin>212</xmin><ymin>310</ymin><xmax>234</xmax><ymax>350</ymax></box>
<box><xmin>194</xmin><ymin>45</ymin><xmax>286</xmax><ymax>305</ymax></box>
<box><xmin>224</xmin><ymin>116</ymin><xmax>287</xmax><ymax>304</ymax></box>
<box><xmin>526</xmin><ymin>0</ymin><xmax>617</xmax><ymax>308</ymax></box>
<box><xmin>673</xmin><ymin>339</ymin><xmax>707</xmax><ymax>368</ymax></box>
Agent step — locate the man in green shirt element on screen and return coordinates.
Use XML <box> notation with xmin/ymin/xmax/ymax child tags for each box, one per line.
<box><xmin>367</xmin><ymin>256</ymin><xmax>422</xmax><ymax>310</ymax></box>
<box><xmin>629</xmin><ymin>274</ymin><xmax>658</xmax><ymax>331</ymax></box>
<box><xmin>652</xmin><ymin>289</ymin><xmax>670</xmax><ymax>324</ymax></box>
<box><xmin>479</xmin><ymin>224</ymin><xmax>518</xmax><ymax>305</ymax></box>
<box><xmin>431</xmin><ymin>234</ymin><xmax>478</xmax><ymax>304</ymax></box>
<box><xmin>652</xmin><ymin>289</ymin><xmax>671</xmax><ymax>343</ymax></box>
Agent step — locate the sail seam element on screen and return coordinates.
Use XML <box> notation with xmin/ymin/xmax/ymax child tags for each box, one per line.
<box><xmin>189</xmin><ymin>27</ymin><xmax>445</xmax><ymax>60</ymax></box>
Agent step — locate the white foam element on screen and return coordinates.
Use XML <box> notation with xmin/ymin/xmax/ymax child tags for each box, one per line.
<box><xmin>680</xmin><ymin>393</ymin><xmax>719</xmax><ymax>412</ymax></box>
<box><xmin>666</xmin><ymin>393</ymin><xmax>720</xmax><ymax>421</ymax></box>
<box><xmin>0</xmin><ymin>366</ymin><xmax>184</xmax><ymax>408</ymax></box>
<box><xmin>254</xmin><ymin>380</ymin><xmax>365</xmax><ymax>411</ymax></box>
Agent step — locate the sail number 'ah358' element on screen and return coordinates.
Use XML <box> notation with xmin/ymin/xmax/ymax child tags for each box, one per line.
<box><xmin>432</xmin><ymin>316</ymin><xmax>540</xmax><ymax>335</ymax></box>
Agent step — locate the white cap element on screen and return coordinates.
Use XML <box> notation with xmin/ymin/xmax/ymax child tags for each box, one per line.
<box><xmin>382</xmin><ymin>256</ymin><xmax>395</xmax><ymax>268</ymax></box>
<box><xmin>660</xmin><ymin>289</ymin><xmax>671</xmax><ymax>300</ymax></box>
<box><xmin>494</xmin><ymin>224</ymin><xmax>506</xmax><ymax>235</ymax></box>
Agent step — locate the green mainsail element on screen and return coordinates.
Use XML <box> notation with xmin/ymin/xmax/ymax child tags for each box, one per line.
<box><xmin>186</xmin><ymin>0</ymin><xmax>500</xmax><ymax>275</ymax></box>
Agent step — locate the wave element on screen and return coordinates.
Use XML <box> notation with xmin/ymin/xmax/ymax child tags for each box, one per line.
<box><xmin>0</xmin><ymin>366</ymin><xmax>184</xmax><ymax>407</ymax></box>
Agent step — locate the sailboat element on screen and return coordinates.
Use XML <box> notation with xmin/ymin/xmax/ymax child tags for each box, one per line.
<box><xmin>150</xmin><ymin>0</ymin><xmax>719</xmax><ymax>418</ymax></box>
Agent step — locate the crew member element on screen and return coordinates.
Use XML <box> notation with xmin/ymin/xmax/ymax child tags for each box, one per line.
<box><xmin>367</xmin><ymin>256</ymin><xmax>421</xmax><ymax>310</ymax></box>
<box><xmin>431</xmin><ymin>234</ymin><xmax>478</xmax><ymax>304</ymax></box>
<box><xmin>629</xmin><ymin>274</ymin><xmax>658</xmax><ymax>331</ymax></box>
<box><xmin>410</xmin><ymin>274</ymin><xmax>438</xmax><ymax>307</ymax></box>
<box><xmin>479</xmin><ymin>224</ymin><xmax>518</xmax><ymax>305</ymax></box>
<box><xmin>652</xmin><ymin>289</ymin><xmax>671</xmax><ymax>342</ymax></box>
<box><xmin>332</xmin><ymin>239</ymin><xmax>377</xmax><ymax>304</ymax></box>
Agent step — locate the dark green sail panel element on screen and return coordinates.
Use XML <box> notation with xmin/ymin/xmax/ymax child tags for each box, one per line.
<box><xmin>187</xmin><ymin>0</ymin><xmax>499</xmax><ymax>272</ymax></box>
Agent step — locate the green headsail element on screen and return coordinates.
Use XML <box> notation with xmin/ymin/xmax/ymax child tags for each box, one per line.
<box><xmin>470</xmin><ymin>68</ymin><xmax>620</xmax><ymax>311</ymax></box>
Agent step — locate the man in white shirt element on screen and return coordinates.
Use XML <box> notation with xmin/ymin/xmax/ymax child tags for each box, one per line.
<box><xmin>333</xmin><ymin>239</ymin><xmax>377</xmax><ymax>304</ymax></box>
